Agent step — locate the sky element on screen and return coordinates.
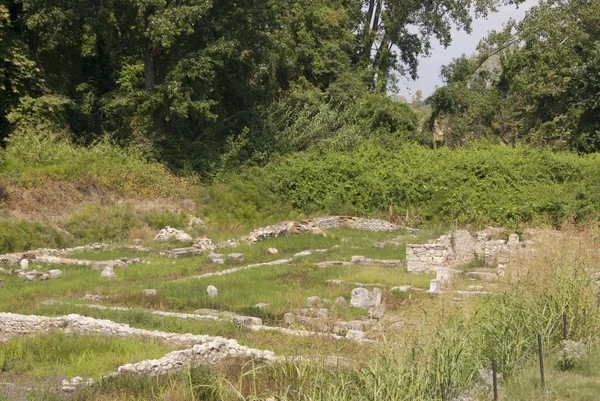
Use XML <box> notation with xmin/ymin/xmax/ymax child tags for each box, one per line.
<box><xmin>403</xmin><ymin>0</ymin><xmax>539</xmax><ymax>99</ymax></box>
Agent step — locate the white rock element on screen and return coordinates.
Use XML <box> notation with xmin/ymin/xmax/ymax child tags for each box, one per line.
<box><xmin>267</xmin><ymin>248</ymin><xmax>278</xmax><ymax>255</ymax></box>
<box><xmin>228</xmin><ymin>253</ymin><xmax>244</xmax><ymax>261</ymax></box>
<box><xmin>39</xmin><ymin>273</ymin><xmax>50</xmax><ymax>281</ymax></box>
<box><xmin>334</xmin><ymin>296</ymin><xmax>348</xmax><ymax>308</ymax></box>
<box><xmin>20</xmin><ymin>259</ymin><xmax>29</xmax><ymax>270</ymax></box>
<box><xmin>207</xmin><ymin>285</ymin><xmax>218</xmax><ymax>298</ymax></box>
<box><xmin>254</xmin><ymin>303</ymin><xmax>269</xmax><ymax>309</ymax></box>
<box><xmin>390</xmin><ymin>285</ymin><xmax>411</xmax><ymax>293</ymax></box>
<box><xmin>305</xmin><ymin>296</ymin><xmax>321</xmax><ymax>308</ymax></box>
<box><xmin>141</xmin><ymin>289</ymin><xmax>158</xmax><ymax>297</ymax></box>
<box><xmin>212</xmin><ymin>258</ymin><xmax>224</xmax><ymax>265</ymax></box>
<box><xmin>154</xmin><ymin>226</ymin><xmax>193</xmax><ymax>242</ymax></box>
<box><xmin>368</xmin><ymin>304</ymin><xmax>385</xmax><ymax>319</ymax></box>
<box><xmin>101</xmin><ymin>266</ymin><xmax>116</xmax><ymax>279</ymax></box>
<box><xmin>345</xmin><ymin>330</ymin><xmax>365</xmax><ymax>341</ymax></box>
<box><xmin>427</xmin><ymin>279</ymin><xmax>440</xmax><ymax>293</ymax></box>
<box><xmin>48</xmin><ymin>270</ymin><xmax>63</xmax><ymax>279</ymax></box>
<box><xmin>350</xmin><ymin>288</ymin><xmax>381</xmax><ymax>308</ymax></box>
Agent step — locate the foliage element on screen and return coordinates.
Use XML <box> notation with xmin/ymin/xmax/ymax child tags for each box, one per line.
<box><xmin>429</xmin><ymin>0</ymin><xmax>600</xmax><ymax>152</ymax></box>
<box><xmin>558</xmin><ymin>340</ymin><xmax>587</xmax><ymax>371</ymax></box>
<box><xmin>244</xmin><ymin>142</ymin><xmax>600</xmax><ymax>227</ymax></box>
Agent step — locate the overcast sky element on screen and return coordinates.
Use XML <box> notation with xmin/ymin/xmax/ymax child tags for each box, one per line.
<box><xmin>403</xmin><ymin>0</ymin><xmax>539</xmax><ymax>99</ymax></box>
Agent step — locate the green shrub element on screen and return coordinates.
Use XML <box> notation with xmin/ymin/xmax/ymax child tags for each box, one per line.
<box><xmin>0</xmin><ymin>219</ymin><xmax>67</xmax><ymax>253</ymax></box>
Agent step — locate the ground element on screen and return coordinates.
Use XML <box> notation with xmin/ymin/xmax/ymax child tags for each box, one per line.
<box><xmin>0</xmin><ymin>222</ymin><xmax>599</xmax><ymax>401</ymax></box>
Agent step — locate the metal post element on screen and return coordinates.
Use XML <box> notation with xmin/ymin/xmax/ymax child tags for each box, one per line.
<box><xmin>492</xmin><ymin>360</ymin><xmax>498</xmax><ymax>401</ymax></box>
<box><xmin>537</xmin><ymin>334</ymin><xmax>545</xmax><ymax>390</ymax></box>
<box><xmin>440</xmin><ymin>382</ymin><xmax>446</xmax><ymax>401</ymax></box>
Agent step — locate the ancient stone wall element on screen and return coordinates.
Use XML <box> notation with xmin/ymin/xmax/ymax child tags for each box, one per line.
<box><xmin>406</xmin><ymin>229</ymin><xmax>524</xmax><ymax>273</ymax></box>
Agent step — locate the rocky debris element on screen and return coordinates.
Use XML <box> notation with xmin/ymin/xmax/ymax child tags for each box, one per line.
<box><xmin>350</xmin><ymin>256</ymin><xmax>403</xmax><ymax>268</ymax></box>
<box><xmin>228</xmin><ymin>253</ymin><xmax>245</xmax><ymax>261</ymax></box>
<box><xmin>466</xmin><ymin>271</ymin><xmax>498</xmax><ymax>281</ymax></box>
<box><xmin>61</xmin><ymin>376</ymin><xmax>95</xmax><ymax>393</ymax></box>
<box><xmin>170</xmin><ymin>246</ymin><xmax>203</xmax><ymax>258</ymax></box>
<box><xmin>334</xmin><ymin>296</ymin><xmax>348</xmax><ymax>308</ymax></box>
<box><xmin>81</xmin><ymin>294</ymin><xmax>103</xmax><ymax>301</ymax></box>
<box><xmin>368</xmin><ymin>304</ymin><xmax>385</xmax><ymax>319</ymax></box>
<box><xmin>154</xmin><ymin>227</ymin><xmax>193</xmax><ymax>242</ymax></box>
<box><xmin>373</xmin><ymin>235</ymin><xmax>415</xmax><ymax>248</ymax></box>
<box><xmin>193</xmin><ymin>237</ymin><xmax>216</xmax><ymax>252</ymax></box>
<box><xmin>48</xmin><ymin>269</ymin><xmax>63</xmax><ymax>279</ymax></box>
<box><xmin>16</xmin><ymin>270</ymin><xmax>61</xmax><ymax>281</ymax></box>
<box><xmin>350</xmin><ymin>288</ymin><xmax>382</xmax><ymax>308</ymax></box>
<box><xmin>101</xmin><ymin>266</ymin><xmax>116</xmax><ymax>279</ymax></box>
<box><xmin>305</xmin><ymin>296</ymin><xmax>321</xmax><ymax>308</ymax></box>
<box><xmin>294</xmin><ymin>249</ymin><xmax>328</xmax><ymax>257</ymax></box>
<box><xmin>125</xmin><ymin>244</ymin><xmax>153</xmax><ymax>253</ymax></box>
<box><xmin>317</xmin><ymin>261</ymin><xmax>351</xmax><ymax>269</ymax></box>
<box><xmin>345</xmin><ymin>330</ymin><xmax>365</xmax><ymax>341</ymax></box>
<box><xmin>232</xmin><ymin>316</ymin><xmax>263</xmax><ymax>328</ymax></box>
<box><xmin>113</xmin><ymin>339</ymin><xmax>277</xmax><ymax>377</ymax></box>
<box><xmin>191</xmin><ymin>258</ymin><xmax>293</xmax><ymax>280</ymax></box>
<box><xmin>206</xmin><ymin>285</ymin><xmax>218</xmax><ymax>298</ymax></box>
<box><xmin>267</xmin><ymin>248</ymin><xmax>278</xmax><ymax>255</ymax></box>
<box><xmin>407</xmin><ymin>228</ymin><xmax>528</xmax><ymax>273</ymax></box>
<box><xmin>390</xmin><ymin>285</ymin><xmax>411</xmax><ymax>293</ymax></box>
<box><xmin>254</xmin><ymin>303</ymin><xmax>269</xmax><ymax>309</ymax></box>
<box><xmin>214</xmin><ymin>239</ymin><xmax>240</xmax><ymax>249</ymax></box>
<box><xmin>326</xmin><ymin>279</ymin><xmax>388</xmax><ymax>288</ymax></box>
<box><xmin>454</xmin><ymin>290</ymin><xmax>497</xmax><ymax>297</ymax></box>
<box><xmin>312</xmin><ymin>216</ymin><xmax>400</xmax><ymax>232</ymax></box>
<box><xmin>141</xmin><ymin>289</ymin><xmax>158</xmax><ymax>297</ymax></box>
<box><xmin>0</xmin><ymin>243</ymin><xmax>112</xmax><ymax>265</ymax></box>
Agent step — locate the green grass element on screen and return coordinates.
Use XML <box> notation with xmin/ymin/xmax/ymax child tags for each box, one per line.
<box><xmin>0</xmin><ymin>331</ymin><xmax>176</xmax><ymax>380</ymax></box>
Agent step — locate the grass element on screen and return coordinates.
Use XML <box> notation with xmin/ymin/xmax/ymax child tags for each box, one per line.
<box><xmin>0</xmin><ymin>331</ymin><xmax>176</xmax><ymax>381</ymax></box>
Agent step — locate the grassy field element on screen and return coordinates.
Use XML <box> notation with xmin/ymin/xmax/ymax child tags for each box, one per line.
<box><xmin>1</xmin><ymin>222</ymin><xmax>600</xmax><ymax>400</ymax></box>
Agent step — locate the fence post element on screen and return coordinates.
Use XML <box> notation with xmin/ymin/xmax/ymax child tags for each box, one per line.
<box><xmin>440</xmin><ymin>382</ymin><xmax>446</xmax><ymax>401</ymax></box>
<box><xmin>492</xmin><ymin>360</ymin><xmax>498</xmax><ymax>401</ymax></box>
<box><xmin>563</xmin><ymin>313</ymin><xmax>567</xmax><ymax>340</ymax></box>
<box><xmin>537</xmin><ymin>334</ymin><xmax>545</xmax><ymax>390</ymax></box>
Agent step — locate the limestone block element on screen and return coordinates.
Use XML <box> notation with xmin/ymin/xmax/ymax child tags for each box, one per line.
<box><xmin>206</xmin><ymin>285</ymin><xmax>218</xmax><ymax>298</ymax></box>
<box><xmin>350</xmin><ymin>288</ymin><xmax>381</xmax><ymax>308</ymax></box>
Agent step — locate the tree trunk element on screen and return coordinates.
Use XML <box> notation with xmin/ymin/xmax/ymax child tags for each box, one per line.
<box><xmin>144</xmin><ymin>43</ymin><xmax>155</xmax><ymax>91</ymax></box>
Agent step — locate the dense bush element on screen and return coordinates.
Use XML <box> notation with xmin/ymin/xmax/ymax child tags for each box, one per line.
<box><xmin>236</xmin><ymin>142</ymin><xmax>600</xmax><ymax>227</ymax></box>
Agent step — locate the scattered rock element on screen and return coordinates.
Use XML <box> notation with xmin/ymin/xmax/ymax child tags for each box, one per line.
<box><xmin>207</xmin><ymin>285</ymin><xmax>218</xmax><ymax>298</ymax></box>
<box><xmin>232</xmin><ymin>316</ymin><xmax>263</xmax><ymax>328</ymax></box>
<box><xmin>193</xmin><ymin>237</ymin><xmax>215</xmax><ymax>252</ymax></box>
<box><xmin>212</xmin><ymin>258</ymin><xmax>224</xmax><ymax>265</ymax></box>
<box><xmin>48</xmin><ymin>269</ymin><xmax>62</xmax><ymax>279</ymax></box>
<box><xmin>101</xmin><ymin>266</ymin><xmax>116</xmax><ymax>279</ymax></box>
<box><xmin>39</xmin><ymin>273</ymin><xmax>50</xmax><ymax>280</ymax></box>
<box><xmin>350</xmin><ymin>256</ymin><xmax>403</xmax><ymax>267</ymax></box>
<box><xmin>345</xmin><ymin>330</ymin><xmax>365</xmax><ymax>341</ymax></box>
<box><xmin>62</xmin><ymin>376</ymin><xmax>95</xmax><ymax>393</ymax></box>
<box><xmin>465</xmin><ymin>272</ymin><xmax>498</xmax><ymax>281</ymax></box>
<box><xmin>350</xmin><ymin>288</ymin><xmax>382</xmax><ymax>308</ymax></box>
<box><xmin>141</xmin><ymin>289</ymin><xmax>158</xmax><ymax>297</ymax></box>
<box><xmin>305</xmin><ymin>296</ymin><xmax>321</xmax><ymax>308</ymax></box>
<box><xmin>154</xmin><ymin>226</ymin><xmax>193</xmax><ymax>242</ymax></box>
<box><xmin>368</xmin><ymin>304</ymin><xmax>385</xmax><ymax>319</ymax></box>
<box><xmin>267</xmin><ymin>248</ymin><xmax>278</xmax><ymax>255</ymax></box>
<box><xmin>334</xmin><ymin>296</ymin><xmax>348</xmax><ymax>308</ymax></box>
<box><xmin>228</xmin><ymin>253</ymin><xmax>245</xmax><ymax>261</ymax></box>
<box><xmin>208</xmin><ymin>253</ymin><xmax>224</xmax><ymax>260</ymax></box>
<box><xmin>317</xmin><ymin>261</ymin><xmax>351</xmax><ymax>268</ymax></box>
<box><xmin>254</xmin><ymin>303</ymin><xmax>270</xmax><ymax>309</ymax></box>
<box><xmin>390</xmin><ymin>285</ymin><xmax>411</xmax><ymax>293</ymax></box>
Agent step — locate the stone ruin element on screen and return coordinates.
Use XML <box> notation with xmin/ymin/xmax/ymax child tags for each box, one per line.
<box><xmin>406</xmin><ymin>228</ymin><xmax>526</xmax><ymax>273</ymax></box>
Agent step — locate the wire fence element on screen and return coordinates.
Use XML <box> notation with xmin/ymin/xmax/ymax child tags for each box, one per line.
<box><xmin>440</xmin><ymin>311</ymin><xmax>589</xmax><ymax>401</ymax></box>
